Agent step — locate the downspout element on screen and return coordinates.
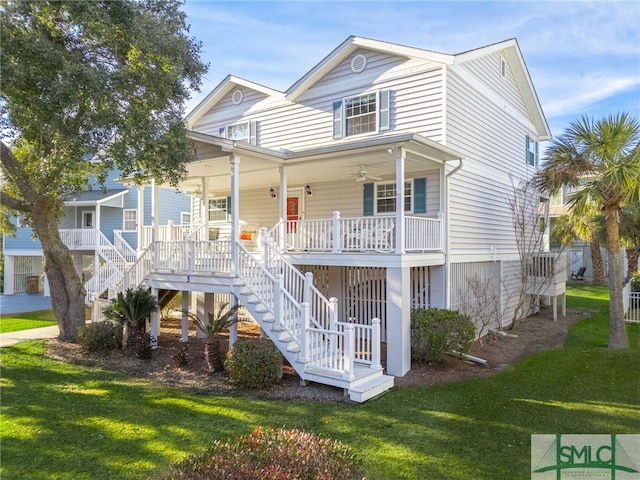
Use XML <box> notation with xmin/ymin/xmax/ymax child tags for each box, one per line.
<box><xmin>444</xmin><ymin>158</ymin><xmax>463</xmax><ymax>308</ymax></box>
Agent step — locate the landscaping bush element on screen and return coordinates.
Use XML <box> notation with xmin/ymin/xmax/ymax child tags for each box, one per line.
<box><xmin>411</xmin><ymin>307</ymin><xmax>475</xmax><ymax>363</ymax></box>
<box><xmin>77</xmin><ymin>321</ymin><xmax>122</xmax><ymax>353</ymax></box>
<box><xmin>172</xmin><ymin>340</ymin><xmax>189</xmax><ymax>368</ymax></box>
<box><xmin>135</xmin><ymin>332</ymin><xmax>153</xmax><ymax>360</ymax></box>
<box><xmin>224</xmin><ymin>338</ymin><xmax>282</xmax><ymax>389</ymax></box>
<box><xmin>161</xmin><ymin>426</ymin><xmax>365</xmax><ymax>480</ymax></box>
<box><xmin>630</xmin><ymin>271</ymin><xmax>640</xmax><ymax>292</ymax></box>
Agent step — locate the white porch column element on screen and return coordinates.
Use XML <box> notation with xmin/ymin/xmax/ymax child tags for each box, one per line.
<box><xmin>230</xmin><ymin>155</ymin><xmax>240</xmax><ymax>275</ymax></box>
<box><xmin>151</xmin><ymin>179</ymin><xmax>159</xmax><ymax>243</ymax></box>
<box><xmin>279</xmin><ymin>166</ymin><xmax>287</xmax><ymax>251</ymax></box>
<box><xmin>386</xmin><ymin>266</ymin><xmax>411</xmax><ymax>376</ymax></box>
<box><xmin>394</xmin><ymin>148</ymin><xmax>406</xmax><ymax>254</ymax></box>
<box><xmin>136</xmin><ymin>185</ymin><xmax>144</xmax><ymax>252</ymax></box>
<box><xmin>4</xmin><ymin>256</ymin><xmax>15</xmax><ymax>295</ymax></box>
<box><xmin>201</xmin><ymin>176</ymin><xmax>209</xmax><ymax>233</ymax></box>
<box><xmin>229</xmin><ymin>294</ymin><xmax>239</xmax><ymax>347</ymax></box>
<box><xmin>94</xmin><ymin>203</ymin><xmax>102</xmax><ymax>275</ymax></box>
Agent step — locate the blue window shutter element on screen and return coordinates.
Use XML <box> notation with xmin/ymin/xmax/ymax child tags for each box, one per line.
<box><xmin>413</xmin><ymin>178</ymin><xmax>426</xmax><ymax>213</ymax></box>
<box><xmin>333</xmin><ymin>100</ymin><xmax>343</xmax><ymax>139</ymax></box>
<box><xmin>363</xmin><ymin>183</ymin><xmax>374</xmax><ymax>216</ymax></box>
<box><xmin>226</xmin><ymin>196</ymin><xmax>232</xmax><ymax>221</ymax></box>
<box><xmin>525</xmin><ymin>134</ymin><xmax>530</xmax><ymax>165</ymax></box>
<box><xmin>379</xmin><ymin>90</ymin><xmax>390</xmax><ymax>131</ymax></box>
<box><xmin>249</xmin><ymin>120</ymin><xmax>257</xmax><ymax>145</ymax></box>
<box><xmin>535</xmin><ymin>139</ymin><xmax>539</xmax><ymax>168</ymax></box>
<box><xmin>219</xmin><ymin>127</ymin><xmax>226</xmax><ymax>138</ymax></box>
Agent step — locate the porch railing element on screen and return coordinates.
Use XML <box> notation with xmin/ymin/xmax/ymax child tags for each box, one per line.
<box><xmin>271</xmin><ymin>212</ymin><xmax>442</xmax><ymax>253</ymax></box>
<box><xmin>140</xmin><ymin>222</ymin><xmax>208</xmax><ymax>249</ymax></box>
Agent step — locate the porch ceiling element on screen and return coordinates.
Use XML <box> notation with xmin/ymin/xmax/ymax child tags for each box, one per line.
<box><xmin>180</xmin><ymin>132</ymin><xmax>463</xmax><ymax>194</ymax></box>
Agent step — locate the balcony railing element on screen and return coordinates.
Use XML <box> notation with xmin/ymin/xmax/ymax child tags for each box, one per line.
<box><xmin>271</xmin><ymin>212</ymin><xmax>443</xmax><ymax>253</ymax></box>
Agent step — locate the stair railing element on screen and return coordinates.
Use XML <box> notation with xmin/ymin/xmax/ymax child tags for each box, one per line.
<box><xmin>109</xmin><ymin>246</ymin><xmax>152</xmax><ymax>299</ymax></box>
<box><xmin>113</xmin><ymin>230</ymin><xmax>138</xmax><ymax>263</ymax></box>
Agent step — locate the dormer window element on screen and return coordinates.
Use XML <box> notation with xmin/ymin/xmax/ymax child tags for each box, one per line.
<box><xmin>219</xmin><ymin>120</ymin><xmax>257</xmax><ymax>145</ymax></box>
<box><xmin>333</xmin><ymin>90</ymin><xmax>390</xmax><ymax>139</ymax></box>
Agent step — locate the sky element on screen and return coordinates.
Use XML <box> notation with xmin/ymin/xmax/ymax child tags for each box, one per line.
<box><xmin>181</xmin><ymin>0</ymin><xmax>640</xmax><ymax>139</ymax></box>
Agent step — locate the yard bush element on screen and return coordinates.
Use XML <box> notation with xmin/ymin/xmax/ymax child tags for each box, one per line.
<box><xmin>411</xmin><ymin>308</ymin><xmax>475</xmax><ymax>363</ymax></box>
<box><xmin>77</xmin><ymin>321</ymin><xmax>123</xmax><ymax>353</ymax></box>
<box><xmin>630</xmin><ymin>271</ymin><xmax>640</xmax><ymax>292</ymax></box>
<box><xmin>161</xmin><ymin>426</ymin><xmax>365</xmax><ymax>480</ymax></box>
<box><xmin>224</xmin><ymin>338</ymin><xmax>282</xmax><ymax>389</ymax></box>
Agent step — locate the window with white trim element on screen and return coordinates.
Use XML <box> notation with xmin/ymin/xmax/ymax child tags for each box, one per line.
<box><xmin>181</xmin><ymin>212</ymin><xmax>191</xmax><ymax>225</ymax></box>
<box><xmin>375</xmin><ymin>181</ymin><xmax>412</xmax><ymax>214</ymax></box>
<box><xmin>333</xmin><ymin>90</ymin><xmax>390</xmax><ymax>139</ymax></box>
<box><xmin>123</xmin><ymin>209</ymin><xmax>137</xmax><ymax>231</ymax></box>
<box><xmin>526</xmin><ymin>134</ymin><xmax>539</xmax><ymax>167</ymax></box>
<box><xmin>209</xmin><ymin>198</ymin><xmax>229</xmax><ymax>222</ymax></box>
<box><xmin>219</xmin><ymin>120</ymin><xmax>257</xmax><ymax>144</ymax></box>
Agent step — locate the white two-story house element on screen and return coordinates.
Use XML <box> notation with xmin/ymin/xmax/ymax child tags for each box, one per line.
<box><xmin>111</xmin><ymin>36</ymin><xmax>551</xmax><ymax>401</ymax></box>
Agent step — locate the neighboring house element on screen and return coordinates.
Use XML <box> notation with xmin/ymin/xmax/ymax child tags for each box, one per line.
<box><xmin>2</xmin><ymin>168</ymin><xmax>190</xmax><ymax>301</ymax></box>
<box><xmin>101</xmin><ymin>36</ymin><xmax>555</xmax><ymax>401</ymax></box>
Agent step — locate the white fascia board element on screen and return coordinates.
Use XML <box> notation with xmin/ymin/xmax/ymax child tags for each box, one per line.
<box><xmin>187</xmin><ymin>131</ymin><xmax>285</xmax><ymax>164</ymax></box>
<box><xmin>63</xmin><ymin>189</ymin><xmax>128</xmax><ymax>207</ymax></box>
<box><xmin>185</xmin><ymin>75</ymin><xmax>284</xmax><ymax>128</ymax></box>
<box><xmin>285</xmin><ymin>35</ymin><xmax>454</xmax><ymax>102</ymax></box>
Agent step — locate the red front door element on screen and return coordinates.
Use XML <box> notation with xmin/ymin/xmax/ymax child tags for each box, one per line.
<box><xmin>287</xmin><ymin>197</ymin><xmax>299</xmax><ymax>233</ymax></box>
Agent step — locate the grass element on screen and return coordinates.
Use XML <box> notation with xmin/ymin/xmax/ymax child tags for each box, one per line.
<box><xmin>0</xmin><ymin>310</ymin><xmax>57</xmax><ymax>334</ymax></box>
<box><xmin>1</xmin><ymin>284</ymin><xmax>638</xmax><ymax>479</ymax></box>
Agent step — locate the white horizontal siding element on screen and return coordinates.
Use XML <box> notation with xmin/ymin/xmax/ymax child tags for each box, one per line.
<box><xmin>445</xmin><ymin>67</ymin><xmax>536</xmax><ymax>253</ymax></box>
<box><xmin>192</xmin><ymin>49</ymin><xmax>446</xmax><ymax>151</ymax></box>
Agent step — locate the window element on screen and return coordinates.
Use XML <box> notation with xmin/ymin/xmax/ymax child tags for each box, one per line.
<box><xmin>375</xmin><ymin>181</ymin><xmax>412</xmax><ymax>214</ymax></box>
<box><xmin>219</xmin><ymin>120</ymin><xmax>257</xmax><ymax>144</ymax></box>
<box><xmin>526</xmin><ymin>134</ymin><xmax>539</xmax><ymax>167</ymax></box>
<box><xmin>209</xmin><ymin>198</ymin><xmax>229</xmax><ymax>222</ymax></box>
<box><xmin>333</xmin><ymin>90</ymin><xmax>390</xmax><ymax>139</ymax></box>
<box><xmin>123</xmin><ymin>209</ymin><xmax>137</xmax><ymax>231</ymax></box>
<box><xmin>181</xmin><ymin>212</ymin><xmax>191</xmax><ymax>225</ymax></box>
<box><xmin>82</xmin><ymin>211</ymin><xmax>94</xmax><ymax>229</ymax></box>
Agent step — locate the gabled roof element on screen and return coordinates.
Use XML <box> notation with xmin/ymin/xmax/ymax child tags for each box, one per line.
<box><xmin>453</xmin><ymin>38</ymin><xmax>551</xmax><ymax>140</ymax></box>
<box><xmin>285</xmin><ymin>35</ymin><xmax>453</xmax><ymax>101</ymax></box>
<box><xmin>63</xmin><ymin>189</ymin><xmax>127</xmax><ymax>206</ymax></box>
<box><xmin>185</xmin><ymin>75</ymin><xmax>284</xmax><ymax>129</ymax></box>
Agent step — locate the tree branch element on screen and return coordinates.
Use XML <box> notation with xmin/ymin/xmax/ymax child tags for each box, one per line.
<box><xmin>1</xmin><ymin>141</ymin><xmax>38</xmax><ymax>200</ymax></box>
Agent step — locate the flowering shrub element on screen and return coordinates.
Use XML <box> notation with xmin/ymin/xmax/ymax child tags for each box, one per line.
<box><xmin>224</xmin><ymin>338</ymin><xmax>282</xmax><ymax>389</ymax></box>
<box><xmin>77</xmin><ymin>321</ymin><xmax>122</xmax><ymax>353</ymax></box>
<box><xmin>411</xmin><ymin>307</ymin><xmax>475</xmax><ymax>363</ymax></box>
<box><xmin>162</xmin><ymin>427</ymin><xmax>365</xmax><ymax>480</ymax></box>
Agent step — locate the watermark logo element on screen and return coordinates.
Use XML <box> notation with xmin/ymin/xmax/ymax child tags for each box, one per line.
<box><xmin>532</xmin><ymin>434</ymin><xmax>640</xmax><ymax>479</ymax></box>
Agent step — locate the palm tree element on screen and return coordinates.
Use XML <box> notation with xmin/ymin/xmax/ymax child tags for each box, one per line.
<box><xmin>551</xmin><ymin>203</ymin><xmax>606</xmax><ymax>285</ymax></box>
<box><xmin>192</xmin><ymin>302</ymin><xmax>241</xmax><ymax>373</ymax></box>
<box><xmin>536</xmin><ymin>113</ymin><xmax>640</xmax><ymax>350</ymax></box>
<box><xmin>104</xmin><ymin>287</ymin><xmax>158</xmax><ymax>352</ymax></box>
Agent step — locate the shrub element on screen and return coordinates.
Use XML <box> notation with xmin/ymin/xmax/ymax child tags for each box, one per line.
<box><xmin>134</xmin><ymin>332</ymin><xmax>153</xmax><ymax>360</ymax></box>
<box><xmin>161</xmin><ymin>426</ymin><xmax>365</xmax><ymax>480</ymax></box>
<box><xmin>172</xmin><ymin>340</ymin><xmax>189</xmax><ymax>368</ymax></box>
<box><xmin>224</xmin><ymin>338</ymin><xmax>282</xmax><ymax>389</ymax></box>
<box><xmin>630</xmin><ymin>272</ymin><xmax>640</xmax><ymax>292</ymax></box>
<box><xmin>77</xmin><ymin>321</ymin><xmax>122</xmax><ymax>353</ymax></box>
<box><xmin>411</xmin><ymin>307</ymin><xmax>475</xmax><ymax>363</ymax></box>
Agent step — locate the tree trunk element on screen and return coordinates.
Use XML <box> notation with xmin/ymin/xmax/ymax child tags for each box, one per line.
<box><xmin>604</xmin><ymin>207</ymin><xmax>627</xmax><ymax>349</ymax></box>
<box><xmin>589</xmin><ymin>235</ymin><xmax>606</xmax><ymax>285</ymax></box>
<box><xmin>626</xmin><ymin>245</ymin><xmax>639</xmax><ymax>278</ymax></box>
<box><xmin>31</xmin><ymin>198</ymin><xmax>86</xmax><ymax>342</ymax></box>
<box><xmin>204</xmin><ymin>339</ymin><xmax>224</xmax><ymax>373</ymax></box>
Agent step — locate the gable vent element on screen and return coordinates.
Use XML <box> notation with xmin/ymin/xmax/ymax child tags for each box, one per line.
<box><xmin>350</xmin><ymin>54</ymin><xmax>367</xmax><ymax>74</ymax></box>
<box><xmin>231</xmin><ymin>89</ymin><xmax>243</xmax><ymax>105</ymax></box>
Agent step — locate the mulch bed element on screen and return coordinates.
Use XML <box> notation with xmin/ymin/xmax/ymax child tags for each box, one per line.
<box><xmin>45</xmin><ymin>305</ymin><xmax>593</xmax><ymax>403</ymax></box>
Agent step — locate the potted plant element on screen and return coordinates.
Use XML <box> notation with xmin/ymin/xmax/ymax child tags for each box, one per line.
<box><xmin>104</xmin><ymin>286</ymin><xmax>158</xmax><ymax>357</ymax></box>
<box><xmin>192</xmin><ymin>302</ymin><xmax>241</xmax><ymax>373</ymax></box>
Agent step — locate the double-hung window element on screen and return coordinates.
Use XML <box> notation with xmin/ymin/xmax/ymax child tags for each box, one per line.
<box><xmin>526</xmin><ymin>134</ymin><xmax>539</xmax><ymax>167</ymax></box>
<box><xmin>181</xmin><ymin>212</ymin><xmax>191</xmax><ymax>225</ymax></box>
<box><xmin>219</xmin><ymin>120</ymin><xmax>257</xmax><ymax>144</ymax></box>
<box><xmin>333</xmin><ymin>90</ymin><xmax>390</xmax><ymax>139</ymax></box>
<box><xmin>209</xmin><ymin>198</ymin><xmax>229</xmax><ymax>222</ymax></box>
<box><xmin>363</xmin><ymin>178</ymin><xmax>427</xmax><ymax>216</ymax></box>
<box><xmin>123</xmin><ymin>209</ymin><xmax>137</xmax><ymax>231</ymax></box>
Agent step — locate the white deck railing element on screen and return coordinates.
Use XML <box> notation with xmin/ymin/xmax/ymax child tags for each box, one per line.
<box><xmin>140</xmin><ymin>222</ymin><xmax>207</xmax><ymax>249</ymax></box>
<box><xmin>272</xmin><ymin>212</ymin><xmax>442</xmax><ymax>253</ymax></box>
<box><xmin>624</xmin><ymin>281</ymin><xmax>640</xmax><ymax>324</ymax></box>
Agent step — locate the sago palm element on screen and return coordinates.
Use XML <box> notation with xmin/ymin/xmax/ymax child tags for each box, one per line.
<box><xmin>192</xmin><ymin>302</ymin><xmax>241</xmax><ymax>373</ymax></box>
<box><xmin>104</xmin><ymin>286</ymin><xmax>158</xmax><ymax>350</ymax></box>
<box><xmin>536</xmin><ymin>112</ymin><xmax>640</xmax><ymax>349</ymax></box>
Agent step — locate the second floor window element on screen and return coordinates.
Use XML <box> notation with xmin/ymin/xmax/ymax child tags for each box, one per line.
<box><xmin>526</xmin><ymin>134</ymin><xmax>539</xmax><ymax>167</ymax></box>
<box><xmin>209</xmin><ymin>198</ymin><xmax>229</xmax><ymax>222</ymax></box>
<box><xmin>219</xmin><ymin>120</ymin><xmax>257</xmax><ymax>144</ymax></box>
<box><xmin>333</xmin><ymin>90</ymin><xmax>390</xmax><ymax>139</ymax></box>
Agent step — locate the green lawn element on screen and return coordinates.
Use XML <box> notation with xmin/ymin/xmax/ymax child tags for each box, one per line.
<box><xmin>0</xmin><ymin>310</ymin><xmax>57</xmax><ymax>333</ymax></box>
<box><xmin>1</xmin><ymin>285</ymin><xmax>638</xmax><ymax>480</ymax></box>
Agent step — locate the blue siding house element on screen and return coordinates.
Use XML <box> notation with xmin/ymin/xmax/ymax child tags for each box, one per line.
<box><xmin>2</xmin><ymin>168</ymin><xmax>190</xmax><ymax>297</ymax></box>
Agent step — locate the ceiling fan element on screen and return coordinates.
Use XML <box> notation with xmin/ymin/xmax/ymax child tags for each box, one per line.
<box><xmin>347</xmin><ymin>165</ymin><xmax>382</xmax><ymax>182</ymax></box>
